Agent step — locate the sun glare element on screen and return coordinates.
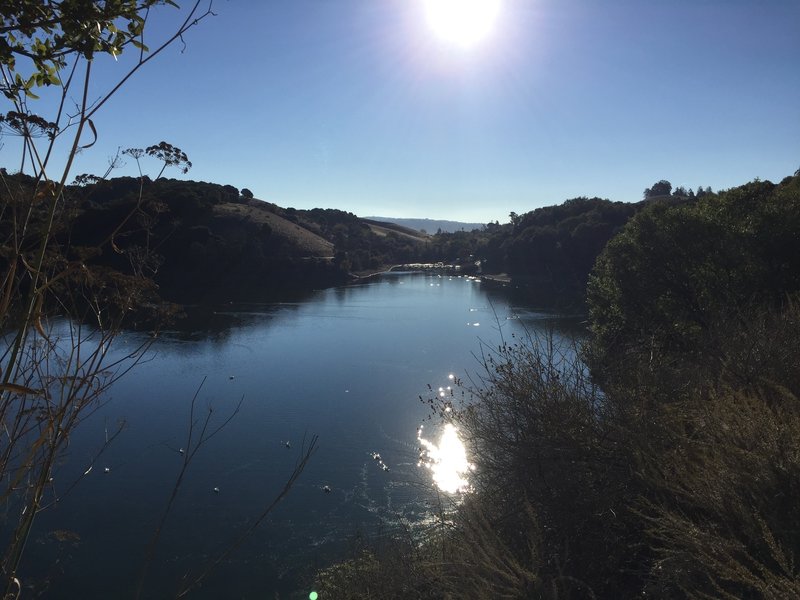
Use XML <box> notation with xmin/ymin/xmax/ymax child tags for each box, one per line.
<box><xmin>418</xmin><ymin>423</ymin><xmax>474</xmax><ymax>494</ymax></box>
<box><xmin>422</xmin><ymin>0</ymin><xmax>502</xmax><ymax>48</ymax></box>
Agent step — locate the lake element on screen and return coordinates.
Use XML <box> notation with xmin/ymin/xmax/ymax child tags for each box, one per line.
<box><xmin>22</xmin><ymin>272</ymin><xmax>580</xmax><ymax>599</ymax></box>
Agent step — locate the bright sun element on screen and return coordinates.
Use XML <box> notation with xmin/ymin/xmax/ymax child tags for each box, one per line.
<box><xmin>422</xmin><ymin>0</ymin><xmax>502</xmax><ymax>48</ymax></box>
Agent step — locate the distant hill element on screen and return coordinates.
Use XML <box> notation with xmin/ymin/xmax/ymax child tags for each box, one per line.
<box><xmin>44</xmin><ymin>176</ymin><xmax>433</xmax><ymax>303</ymax></box>
<box><xmin>361</xmin><ymin>219</ymin><xmax>431</xmax><ymax>240</ymax></box>
<box><xmin>56</xmin><ymin>177</ymin><xmax>640</xmax><ymax>307</ymax></box>
<box><xmin>11</xmin><ymin>169</ymin><xmax>792</xmax><ymax>314</ymax></box>
<box><xmin>363</xmin><ymin>217</ymin><xmax>485</xmax><ymax>234</ymax></box>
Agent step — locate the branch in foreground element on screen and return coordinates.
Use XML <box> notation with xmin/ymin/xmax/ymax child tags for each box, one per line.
<box><xmin>176</xmin><ymin>434</ymin><xmax>319</xmax><ymax>598</ymax></box>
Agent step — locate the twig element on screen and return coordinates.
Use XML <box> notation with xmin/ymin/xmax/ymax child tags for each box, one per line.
<box><xmin>175</xmin><ymin>435</ymin><xmax>319</xmax><ymax>598</ymax></box>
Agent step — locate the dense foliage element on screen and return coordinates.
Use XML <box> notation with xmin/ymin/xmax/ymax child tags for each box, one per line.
<box><xmin>427</xmin><ymin>197</ymin><xmax>641</xmax><ymax>308</ymax></box>
<box><xmin>587</xmin><ymin>175</ymin><xmax>800</xmax><ymax>392</ymax></box>
<box><xmin>503</xmin><ymin>197</ymin><xmax>639</xmax><ymax>306</ymax></box>
<box><xmin>63</xmin><ymin>176</ymin><xmax>335</xmax><ymax>301</ymax></box>
<box><xmin>7</xmin><ymin>175</ymin><xmax>437</xmax><ymax>302</ymax></box>
<box><xmin>59</xmin><ymin>179</ymin><xmax>649</xmax><ymax>307</ymax></box>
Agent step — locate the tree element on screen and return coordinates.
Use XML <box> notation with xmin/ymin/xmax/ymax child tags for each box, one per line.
<box><xmin>500</xmin><ymin>198</ymin><xmax>639</xmax><ymax>307</ymax></box>
<box><xmin>643</xmin><ymin>179</ymin><xmax>672</xmax><ymax>198</ymax></box>
<box><xmin>586</xmin><ymin>176</ymin><xmax>800</xmax><ymax>391</ymax></box>
<box><xmin>0</xmin><ymin>2</ymin><xmax>213</xmax><ymax>594</ymax></box>
<box><xmin>585</xmin><ymin>175</ymin><xmax>800</xmax><ymax>597</ymax></box>
<box><xmin>241</xmin><ymin>187</ymin><xmax>254</xmax><ymax>199</ymax></box>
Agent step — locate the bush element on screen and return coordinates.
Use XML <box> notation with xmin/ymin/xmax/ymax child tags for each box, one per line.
<box><xmin>420</xmin><ymin>331</ymin><xmax>648</xmax><ymax>598</ymax></box>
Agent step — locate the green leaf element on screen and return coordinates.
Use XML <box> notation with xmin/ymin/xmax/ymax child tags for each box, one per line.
<box><xmin>130</xmin><ymin>39</ymin><xmax>149</xmax><ymax>52</ymax></box>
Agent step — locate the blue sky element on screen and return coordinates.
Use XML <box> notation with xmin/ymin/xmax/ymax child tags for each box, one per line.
<box><xmin>6</xmin><ymin>0</ymin><xmax>800</xmax><ymax>223</ymax></box>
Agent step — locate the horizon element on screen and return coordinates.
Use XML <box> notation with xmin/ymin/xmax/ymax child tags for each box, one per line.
<box><xmin>2</xmin><ymin>0</ymin><xmax>798</xmax><ymax>223</ymax></box>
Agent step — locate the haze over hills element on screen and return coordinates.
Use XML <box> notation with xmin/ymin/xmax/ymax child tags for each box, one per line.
<box><xmin>363</xmin><ymin>216</ymin><xmax>486</xmax><ymax>234</ymax></box>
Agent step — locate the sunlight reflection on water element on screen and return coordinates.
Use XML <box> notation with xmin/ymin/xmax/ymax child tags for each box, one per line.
<box><xmin>417</xmin><ymin>423</ymin><xmax>474</xmax><ymax>494</ymax></box>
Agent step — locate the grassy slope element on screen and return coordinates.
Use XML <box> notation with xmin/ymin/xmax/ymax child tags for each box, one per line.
<box><xmin>214</xmin><ymin>201</ymin><xmax>334</xmax><ymax>257</ymax></box>
<box><xmin>362</xmin><ymin>218</ymin><xmax>431</xmax><ymax>242</ymax></box>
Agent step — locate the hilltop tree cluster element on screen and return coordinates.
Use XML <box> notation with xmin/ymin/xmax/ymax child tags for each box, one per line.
<box><xmin>419</xmin><ymin>197</ymin><xmax>641</xmax><ymax>308</ymax></box>
<box><xmin>643</xmin><ymin>179</ymin><xmax>714</xmax><ymax>199</ymax></box>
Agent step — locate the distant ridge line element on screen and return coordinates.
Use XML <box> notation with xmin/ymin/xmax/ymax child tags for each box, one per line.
<box><xmin>363</xmin><ymin>216</ymin><xmax>485</xmax><ymax>234</ymax></box>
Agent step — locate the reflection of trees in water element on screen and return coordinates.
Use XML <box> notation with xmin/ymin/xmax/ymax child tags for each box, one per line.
<box><xmin>160</xmin><ymin>296</ymin><xmax>313</xmax><ymax>343</ymax></box>
<box><xmin>156</xmin><ymin>274</ymin><xmax>583</xmax><ymax>345</ymax></box>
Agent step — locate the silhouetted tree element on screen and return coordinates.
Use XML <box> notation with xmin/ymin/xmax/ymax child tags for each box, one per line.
<box><xmin>0</xmin><ymin>1</ymin><xmax>214</xmax><ymax>594</ymax></box>
<box><xmin>644</xmin><ymin>180</ymin><xmax>672</xmax><ymax>198</ymax></box>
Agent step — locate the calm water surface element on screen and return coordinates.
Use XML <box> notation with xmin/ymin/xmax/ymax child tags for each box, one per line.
<box><xmin>26</xmin><ymin>273</ymin><xmax>579</xmax><ymax>598</ymax></box>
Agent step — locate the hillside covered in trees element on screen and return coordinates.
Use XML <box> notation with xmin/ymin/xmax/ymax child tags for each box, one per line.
<box><xmin>5</xmin><ymin>170</ymin><xmax>783</xmax><ymax>313</ymax></box>
<box><xmin>4</xmin><ymin>168</ymin><xmax>787</xmax><ymax>316</ymax></box>
<box><xmin>420</xmin><ymin>197</ymin><xmax>645</xmax><ymax>308</ymax></box>
<box><xmin>1</xmin><ymin>173</ymin><xmax>435</xmax><ymax>304</ymax></box>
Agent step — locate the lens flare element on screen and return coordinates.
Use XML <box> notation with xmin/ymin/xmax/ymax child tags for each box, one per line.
<box><xmin>422</xmin><ymin>0</ymin><xmax>502</xmax><ymax>48</ymax></box>
<box><xmin>418</xmin><ymin>423</ymin><xmax>473</xmax><ymax>493</ymax></box>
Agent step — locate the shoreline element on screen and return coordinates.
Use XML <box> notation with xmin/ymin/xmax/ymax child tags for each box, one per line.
<box><xmin>350</xmin><ymin>265</ymin><xmax>513</xmax><ymax>286</ymax></box>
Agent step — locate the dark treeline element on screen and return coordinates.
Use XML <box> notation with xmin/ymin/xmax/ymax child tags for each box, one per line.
<box><xmin>4</xmin><ymin>170</ymin><xmax>787</xmax><ymax>315</ymax></box>
<box><xmin>315</xmin><ymin>172</ymin><xmax>800</xmax><ymax>598</ymax></box>
<box><xmin>2</xmin><ymin>174</ymin><xmax>434</xmax><ymax>304</ymax></box>
<box><xmin>3</xmin><ymin>171</ymin><xmax>695</xmax><ymax>310</ymax></box>
<box><xmin>430</xmin><ymin>180</ymin><xmax>720</xmax><ymax>309</ymax></box>
<box><xmin>2</xmin><ymin>173</ymin><xmax>631</xmax><ymax>309</ymax></box>
<box><xmin>424</xmin><ymin>196</ymin><xmax>648</xmax><ymax>309</ymax></box>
